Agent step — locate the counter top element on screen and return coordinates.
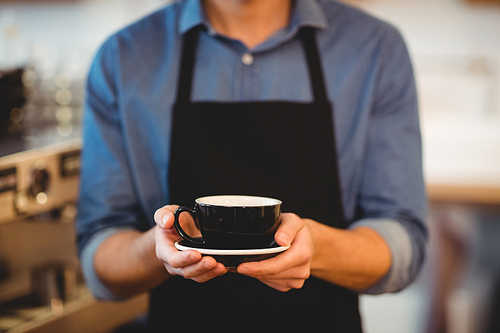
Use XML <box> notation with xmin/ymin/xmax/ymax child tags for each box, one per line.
<box><xmin>427</xmin><ymin>183</ymin><xmax>500</xmax><ymax>205</ymax></box>
<box><xmin>0</xmin><ymin>287</ymin><xmax>148</xmax><ymax>333</ymax></box>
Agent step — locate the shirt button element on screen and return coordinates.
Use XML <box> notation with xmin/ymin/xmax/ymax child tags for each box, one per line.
<box><xmin>241</xmin><ymin>53</ymin><xmax>254</xmax><ymax>65</ymax></box>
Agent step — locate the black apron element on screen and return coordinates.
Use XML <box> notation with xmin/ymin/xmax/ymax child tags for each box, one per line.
<box><xmin>149</xmin><ymin>27</ymin><xmax>362</xmax><ymax>333</ymax></box>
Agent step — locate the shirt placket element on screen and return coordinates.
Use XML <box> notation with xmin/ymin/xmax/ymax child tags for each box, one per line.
<box><xmin>237</xmin><ymin>50</ymin><xmax>258</xmax><ymax>101</ymax></box>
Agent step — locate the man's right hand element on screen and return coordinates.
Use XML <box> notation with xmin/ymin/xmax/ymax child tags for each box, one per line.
<box><xmin>154</xmin><ymin>205</ymin><xmax>227</xmax><ymax>283</ymax></box>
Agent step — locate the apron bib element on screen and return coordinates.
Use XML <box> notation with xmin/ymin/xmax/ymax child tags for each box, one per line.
<box><xmin>149</xmin><ymin>27</ymin><xmax>362</xmax><ymax>332</ymax></box>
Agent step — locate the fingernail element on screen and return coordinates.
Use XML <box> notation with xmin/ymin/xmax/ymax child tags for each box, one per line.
<box><xmin>278</xmin><ymin>233</ymin><xmax>290</xmax><ymax>246</ymax></box>
<box><xmin>160</xmin><ymin>212</ymin><xmax>171</xmax><ymax>228</ymax></box>
<box><xmin>238</xmin><ymin>266</ymin><xmax>250</xmax><ymax>275</ymax></box>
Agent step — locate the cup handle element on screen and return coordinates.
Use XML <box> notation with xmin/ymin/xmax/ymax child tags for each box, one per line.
<box><xmin>174</xmin><ymin>206</ymin><xmax>205</xmax><ymax>245</ymax></box>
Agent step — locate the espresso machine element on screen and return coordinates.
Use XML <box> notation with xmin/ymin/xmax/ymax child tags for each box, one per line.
<box><xmin>0</xmin><ymin>138</ymin><xmax>82</xmax><ymax>332</ymax></box>
<box><xmin>0</xmin><ymin>67</ymin><xmax>147</xmax><ymax>333</ymax></box>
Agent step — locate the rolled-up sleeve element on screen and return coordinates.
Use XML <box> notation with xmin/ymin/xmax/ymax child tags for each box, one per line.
<box><xmin>77</xmin><ymin>37</ymin><xmax>147</xmax><ymax>299</ymax></box>
<box><xmin>351</xmin><ymin>28</ymin><xmax>428</xmax><ymax>294</ymax></box>
<box><xmin>80</xmin><ymin>227</ymin><xmax>134</xmax><ymax>300</ymax></box>
<box><xmin>349</xmin><ymin>218</ymin><xmax>417</xmax><ymax>294</ymax></box>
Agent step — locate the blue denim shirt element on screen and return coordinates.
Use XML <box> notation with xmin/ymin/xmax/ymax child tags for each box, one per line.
<box><xmin>77</xmin><ymin>0</ymin><xmax>428</xmax><ymax>299</ymax></box>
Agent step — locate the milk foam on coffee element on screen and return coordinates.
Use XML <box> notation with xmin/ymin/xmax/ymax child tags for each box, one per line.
<box><xmin>196</xmin><ymin>195</ymin><xmax>281</xmax><ymax>207</ymax></box>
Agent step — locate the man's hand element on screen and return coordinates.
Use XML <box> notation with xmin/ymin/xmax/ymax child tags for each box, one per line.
<box><xmin>154</xmin><ymin>205</ymin><xmax>227</xmax><ymax>282</ymax></box>
<box><xmin>236</xmin><ymin>213</ymin><xmax>313</xmax><ymax>292</ymax></box>
<box><xmin>236</xmin><ymin>212</ymin><xmax>392</xmax><ymax>293</ymax></box>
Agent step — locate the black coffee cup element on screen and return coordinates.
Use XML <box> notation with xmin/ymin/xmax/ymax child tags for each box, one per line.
<box><xmin>174</xmin><ymin>195</ymin><xmax>282</xmax><ymax>249</ymax></box>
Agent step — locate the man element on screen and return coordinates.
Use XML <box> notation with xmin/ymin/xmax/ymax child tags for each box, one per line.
<box><xmin>77</xmin><ymin>0</ymin><xmax>428</xmax><ymax>331</ymax></box>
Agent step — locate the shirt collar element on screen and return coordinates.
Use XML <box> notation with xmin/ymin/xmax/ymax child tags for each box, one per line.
<box><xmin>290</xmin><ymin>0</ymin><xmax>328</xmax><ymax>31</ymax></box>
<box><xmin>178</xmin><ymin>0</ymin><xmax>205</xmax><ymax>34</ymax></box>
<box><xmin>178</xmin><ymin>0</ymin><xmax>328</xmax><ymax>35</ymax></box>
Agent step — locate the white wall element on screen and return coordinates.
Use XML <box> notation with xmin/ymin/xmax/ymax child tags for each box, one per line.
<box><xmin>0</xmin><ymin>0</ymin><xmax>170</xmax><ymax>73</ymax></box>
<box><xmin>355</xmin><ymin>0</ymin><xmax>500</xmax><ymax>188</ymax></box>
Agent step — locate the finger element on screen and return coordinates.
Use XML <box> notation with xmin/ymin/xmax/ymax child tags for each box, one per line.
<box><xmin>179</xmin><ymin>257</ymin><xmax>227</xmax><ymax>282</ymax></box>
<box><xmin>155</xmin><ymin>228</ymin><xmax>202</xmax><ymax>267</ymax></box>
<box><xmin>261</xmin><ymin>280</ymin><xmax>290</xmax><ymax>292</ymax></box>
<box><xmin>263</xmin><ymin>278</ymin><xmax>306</xmax><ymax>291</ymax></box>
<box><xmin>238</xmin><ymin>228</ymin><xmax>311</xmax><ymax>276</ymax></box>
<box><xmin>244</xmin><ymin>265</ymin><xmax>310</xmax><ymax>281</ymax></box>
<box><xmin>154</xmin><ymin>205</ymin><xmax>179</xmax><ymax>229</ymax></box>
<box><xmin>154</xmin><ymin>224</ymin><xmax>181</xmax><ymax>251</ymax></box>
<box><xmin>191</xmin><ymin>265</ymin><xmax>227</xmax><ymax>283</ymax></box>
<box><xmin>274</xmin><ymin>213</ymin><xmax>304</xmax><ymax>246</ymax></box>
<box><xmin>158</xmin><ymin>244</ymin><xmax>202</xmax><ymax>269</ymax></box>
<box><xmin>237</xmin><ymin>254</ymin><xmax>290</xmax><ymax>276</ymax></box>
<box><xmin>237</xmin><ymin>253</ymin><xmax>308</xmax><ymax>278</ymax></box>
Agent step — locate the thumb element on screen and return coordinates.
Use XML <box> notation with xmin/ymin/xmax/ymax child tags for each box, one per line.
<box><xmin>154</xmin><ymin>205</ymin><xmax>179</xmax><ymax>229</ymax></box>
<box><xmin>274</xmin><ymin>213</ymin><xmax>303</xmax><ymax>247</ymax></box>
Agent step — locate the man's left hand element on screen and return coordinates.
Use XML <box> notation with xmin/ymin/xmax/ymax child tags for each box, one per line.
<box><xmin>236</xmin><ymin>213</ymin><xmax>313</xmax><ymax>292</ymax></box>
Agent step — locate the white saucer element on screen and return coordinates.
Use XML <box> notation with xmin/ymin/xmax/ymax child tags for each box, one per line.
<box><xmin>175</xmin><ymin>240</ymin><xmax>290</xmax><ymax>255</ymax></box>
<box><xmin>174</xmin><ymin>240</ymin><xmax>290</xmax><ymax>268</ymax></box>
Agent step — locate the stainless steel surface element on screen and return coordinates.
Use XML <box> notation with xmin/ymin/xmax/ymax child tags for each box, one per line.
<box><xmin>0</xmin><ymin>135</ymin><xmax>88</xmax><ymax>331</ymax></box>
<box><xmin>0</xmin><ymin>125</ymin><xmax>147</xmax><ymax>332</ymax></box>
<box><xmin>0</xmin><ymin>205</ymin><xmax>81</xmax><ymax>303</ymax></box>
<box><xmin>0</xmin><ymin>139</ymin><xmax>81</xmax><ymax>225</ymax></box>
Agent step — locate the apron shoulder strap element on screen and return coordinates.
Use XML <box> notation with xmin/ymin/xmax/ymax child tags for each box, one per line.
<box><xmin>176</xmin><ymin>27</ymin><xmax>200</xmax><ymax>104</ymax></box>
<box><xmin>298</xmin><ymin>28</ymin><xmax>329</xmax><ymax>105</ymax></box>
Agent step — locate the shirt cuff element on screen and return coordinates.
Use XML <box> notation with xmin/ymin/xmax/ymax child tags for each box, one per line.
<box><xmin>80</xmin><ymin>227</ymin><xmax>135</xmax><ymax>301</ymax></box>
<box><xmin>348</xmin><ymin>218</ymin><xmax>414</xmax><ymax>294</ymax></box>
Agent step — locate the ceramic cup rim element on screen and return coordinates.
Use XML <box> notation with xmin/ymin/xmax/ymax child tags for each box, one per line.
<box><xmin>195</xmin><ymin>195</ymin><xmax>282</xmax><ymax>208</ymax></box>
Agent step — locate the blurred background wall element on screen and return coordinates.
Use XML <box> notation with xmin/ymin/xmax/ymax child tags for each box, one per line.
<box><xmin>1</xmin><ymin>0</ymin><xmax>499</xmax><ymax>332</ymax></box>
<box><xmin>347</xmin><ymin>1</ymin><xmax>500</xmax><ymax>333</ymax></box>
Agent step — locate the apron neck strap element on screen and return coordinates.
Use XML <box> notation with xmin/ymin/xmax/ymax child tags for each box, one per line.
<box><xmin>298</xmin><ymin>27</ymin><xmax>329</xmax><ymax>104</ymax></box>
<box><xmin>175</xmin><ymin>26</ymin><xmax>329</xmax><ymax>105</ymax></box>
<box><xmin>176</xmin><ymin>27</ymin><xmax>200</xmax><ymax>105</ymax></box>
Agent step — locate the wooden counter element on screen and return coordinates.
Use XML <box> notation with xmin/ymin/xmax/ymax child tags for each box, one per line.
<box><xmin>428</xmin><ymin>183</ymin><xmax>500</xmax><ymax>205</ymax></box>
